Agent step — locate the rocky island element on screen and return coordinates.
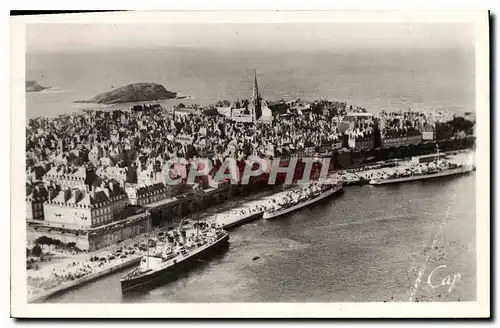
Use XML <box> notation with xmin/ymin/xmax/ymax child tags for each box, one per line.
<box><xmin>26</xmin><ymin>81</ymin><xmax>49</xmax><ymax>93</ymax></box>
<box><xmin>75</xmin><ymin>83</ymin><xmax>179</xmax><ymax>104</ymax></box>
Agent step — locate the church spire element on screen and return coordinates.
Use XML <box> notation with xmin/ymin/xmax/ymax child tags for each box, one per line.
<box><xmin>252</xmin><ymin>69</ymin><xmax>259</xmax><ymax>102</ymax></box>
<box><xmin>251</xmin><ymin>69</ymin><xmax>262</xmax><ymax>123</ymax></box>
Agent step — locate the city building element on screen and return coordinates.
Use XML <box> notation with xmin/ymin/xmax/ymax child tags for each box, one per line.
<box><xmin>96</xmin><ymin>165</ymin><xmax>129</xmax><ymax>187</ymax></box>
<box><xmin>381</xmin><ymin>134</ymin><xmax>423</xmax><ymax>149</ymax></box>
<box><xmin>41</xmin><ymin>179</ymin><xmax>127</xmax><ymax>227</ymax></box>
<box><xmin>230</xmin><ymin>107</ymin><xmax>255</xmax><ymax>123</ymax></box>
<box><xmin>26</xmin><ymin>181</ymin><xmax>148</xmax><ymax>251</ymax></box>
<box><xmin>266</xmin><ymin>100</ymin><xmax>290</xmax><ymax>117</ymax></box>
<box><xmin>26</xmin><ymin>185</ymin><xmax>49</xmax><ymax>220</ymax></box>
<box><xmin>42</xmin><ymin>165</ymin><xmax>94</xmax><ymax>190</ymax></box>
<box><xmin>257</xmin><ymin>102</ymin><xmax>273</xmax><ymax>124</ymax></box>
<box><xmin>348</xmin><ymin>133</ymin><xmax>375</xmax><ymax>151</ymax></box>
<box><xmin>340</xmin><ymin>112</ymin><xmax>375</xmax><ymax>134</ymax></box>
<box><xmin>43</xmin><ymin>187</ymin><xmax>111</xmax><ymax>228</ymax></box>
<box><xmin>26</xmin><ymin>165</ymin><xmax>47</xmax><ymax>182</ymax></box>
<box><xmin>126</xmin><ymin>182</ymin><xmax>168</xmax><ymax>206</ymax></box>
<box><xmin>98</xmin><ymin>180</ymin><xmax>129</xmax><ymax>219</ymax></box>
<box><xmin>136</xmin><ymin>163</ymin><xmax>165</xmax><ymax>186</ymax></box>
<box><xmin>88</xmin><ymin>144</ymin><xmax>103</xmax><ymax>166</ymax></box>
<box><xmin>173</xmin><ymin>108</ymin><xmax>195</xmax><ymax>118</ymax></box>
<box><xmin>216</xmin><ymin>106</ymin><xmax>232</xmax><ymax>118</ymax></box>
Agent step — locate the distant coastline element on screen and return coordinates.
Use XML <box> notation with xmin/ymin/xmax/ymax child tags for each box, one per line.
<box><xmin>75</xmin><ymin>83</ymin><xmax>181</xmax><ymax>105</ymax></box>
<box><xmin>26</xmin><ymin>81</ymin><xmax>50</xmax><ymax>93</ymax></box>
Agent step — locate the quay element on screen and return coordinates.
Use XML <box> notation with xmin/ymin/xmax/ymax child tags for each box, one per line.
<box><xmin>28</xmin><ymin>256</ymin><xmax>141</xmax><ymax>303</ymax></box>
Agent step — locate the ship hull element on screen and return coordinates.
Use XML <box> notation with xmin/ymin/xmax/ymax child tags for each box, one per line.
<box><xmin>223</xmin><ymin>212</ymin><xmax>263</xmax><ymax>229</ymax></box>
<box><xmin>263</xmin><ymin>185</ymin><xmax>342</xmax><ymax>220</ymax></box>
<box><xmin>343</xmin><ymin>177</ymin><xmax>371</xmax><ymax>186</ymax></box>
<box><xmin>120</xmin><ymin>233</ymin><xmax>229</xmax><ymax>293</ymax></box>
<box><xmin>369</xmin><ymin>166</ymin><xmax>473</xmax><ymax>185</ymax></box>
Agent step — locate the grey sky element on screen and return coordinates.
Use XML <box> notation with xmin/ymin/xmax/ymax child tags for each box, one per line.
<box><xmin>26</xmin><ymin>23</ymin><xmax>474</xmax><ymax>54</ymax></box>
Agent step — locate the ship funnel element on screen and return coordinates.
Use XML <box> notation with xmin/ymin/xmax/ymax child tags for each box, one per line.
<box><xmin>179</xmin><ymin>230</ymin><xmax>187</xmax><ymax>245</ymax></box>
<box><xmin>167</xmin><ymin>235</ymin><xmax>174</xmax><ymax>247</ymax></box>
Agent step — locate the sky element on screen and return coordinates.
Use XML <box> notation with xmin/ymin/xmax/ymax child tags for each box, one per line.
<box><xmin>26</xmin><ymin>23</ymin><xmax>475</xmax><ymax>54</ymax></box>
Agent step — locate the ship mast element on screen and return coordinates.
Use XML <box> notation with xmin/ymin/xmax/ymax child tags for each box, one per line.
<box><xmin>146</xmin><ymin>214</ymin><xmax>150</xmax><ymax>269</ymax></box>
<box><xmin>195</xmin><ymin>188</ymin><xmax>203</xmax><ymax>239</ymax></box>
<box><xmin>197</xmin><ymin>199</ymin><xmax>200</xmax><ymax>239</ymax></box>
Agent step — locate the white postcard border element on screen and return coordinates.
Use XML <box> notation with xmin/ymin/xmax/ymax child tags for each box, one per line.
<box><xmin>10</xmin><ymin>10</ymin><xmax>490</xmax><ymax>318</ymax></box>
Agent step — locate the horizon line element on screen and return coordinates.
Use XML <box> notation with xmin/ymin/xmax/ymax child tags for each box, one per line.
<box><xmin>25</xmin><ymin>44</ymin><xmax>475</xmax><ymax>56</ymax></box>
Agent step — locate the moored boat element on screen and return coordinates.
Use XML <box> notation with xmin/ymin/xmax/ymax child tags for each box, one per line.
<box><xmin>369</xmin><ymin>164</ymin><xmax>473</xmax><ymax>185</ymax></box>
<box><xmin>370</xmin><ymin>145</ymin><xmax>474</xmax><ymax>185</ymax></box>
<box><xmin>263</xmin><ymin>179</ymin><xmax>343</xmax><ymax>220</ymax></box>
<box><xmin>120</xmin><ymin>220</ymin><xmax>229</xmax><ymax>293</ymax></box>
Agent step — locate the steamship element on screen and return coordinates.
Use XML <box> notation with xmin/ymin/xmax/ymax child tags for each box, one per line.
<box><xmin>120</xmin><ymin>220</ymin><xmax>229</xmax><ymax>293</ymax></box>
<box><xmin>369</xmin><ymin>147</ymin><xmax>474</xmax><ymax>185</ymax></box>
<box><xmin>368</xmin><ymin>163</ymin><xmax>473</xmax><ymax>185</ymax></box>
<box><xmin>263</xmin><ymin>179</ymin><xmax>343</xmax><ymax>220</ymax></box>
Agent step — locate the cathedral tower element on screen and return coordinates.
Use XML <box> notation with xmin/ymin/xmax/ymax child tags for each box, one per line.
<box><xmin>251</xmin><ymin>70</ymin><xmax>262</xmax><ymax>122</ymax></box>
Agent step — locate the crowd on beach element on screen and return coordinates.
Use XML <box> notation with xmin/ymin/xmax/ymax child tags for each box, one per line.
<box><xmin>26</xmin><ymin>237</ymin><xmax>156</xmax><ymax>296</ymax></box>
<box><xmin>28</xmin><ymin>259</ymin><xmax>111</xmax><ymax>296</ymax></box>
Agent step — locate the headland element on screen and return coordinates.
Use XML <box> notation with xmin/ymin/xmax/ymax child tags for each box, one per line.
<box><xmin>26</xmin><ymin>80</ymin><xmax>49</xmax><ymax>93</ymax></box>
